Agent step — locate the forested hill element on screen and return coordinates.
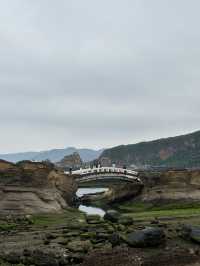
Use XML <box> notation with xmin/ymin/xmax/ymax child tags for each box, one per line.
<box><xmin>100</xmin><ymin>130</ymin><xmax>200</xmax><ymax>168</ymax></box>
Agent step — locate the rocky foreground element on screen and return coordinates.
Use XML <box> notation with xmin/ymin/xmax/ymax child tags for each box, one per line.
<box><xmin>1</xmin><ymin>209</ymin><xmax>200</xmax><ymax>266</ymax></box>
<box><xmin>1</xmin><ymin>160</ymin><xmax>200</xmax><ymax>265</ymax></box>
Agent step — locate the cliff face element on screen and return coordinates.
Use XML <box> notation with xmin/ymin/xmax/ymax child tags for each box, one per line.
<box><xmin>138</xmin><ymin>169</ymin><xmax>200</xmax><ymax>202</ymax></box>
<box><xmin>0</xmin><ymin>160</ymin><xmax>77</xmax><ymax>215</ymax></box>
<box><xmin>100</xmin><ymin>130</ymin><xmax>200</xmax><ymax>168</ymax></box>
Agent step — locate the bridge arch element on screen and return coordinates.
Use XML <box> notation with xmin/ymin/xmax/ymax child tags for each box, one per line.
<box><xmin>71</xmin><ymin>167</ymin><xmax>141</xmax><ymax>184</ymax></box>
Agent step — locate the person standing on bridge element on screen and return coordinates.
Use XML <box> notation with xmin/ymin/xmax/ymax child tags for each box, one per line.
<box><xmin>123</xmin><ymin>165</ymin><xmax>127</xmax><ymax>174</ymax></box>
<box><xmin>69</xmin><ymin>167</ymin><xmax>72</xmax><ymax>175</ymax></box>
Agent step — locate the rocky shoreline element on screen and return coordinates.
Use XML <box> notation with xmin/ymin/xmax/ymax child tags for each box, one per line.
<box><xmin>1</xmin><ymin>209</ymin><xmax>200</xmax><ymax>266</ymax></box>
<box><xmin>1</xmin><ymin>160</ymin><xmax>200</xmax><ymax>265</ymax></box>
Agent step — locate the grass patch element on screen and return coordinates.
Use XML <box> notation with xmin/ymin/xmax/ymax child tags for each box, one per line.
<box><xmin>32</xmin><ymin>208</ymin><xmax>85</xmax><ymax>227</ymax></box>
<box><xmin>115</xmin><ymin>201</ymin><xmax>200</xmax><ymax>213</ymax></box>
<box><xmin>125</xmin><ymin>207</ymin><xmax>200</xmax><ymax>221</ymax></box>
<box><xmin>0</xmin><ymin>223</ymin><xmax>17</xmax><ymax>231</ymax></box>
<box><xmin>114</xmin><ymin>201</ymin><xmax>200</xmax><ymax>221</ymax></box>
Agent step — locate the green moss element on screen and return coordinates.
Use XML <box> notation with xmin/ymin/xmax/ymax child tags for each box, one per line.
<box><xmin>0</xmin><ymin>223</ymin><xmax>17</xmax><ymax>231</ymax></box>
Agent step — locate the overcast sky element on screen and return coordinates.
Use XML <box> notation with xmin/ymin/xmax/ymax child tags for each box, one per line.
<box><xmin>0</xmin><ymin>0</ymin><xmax>200</xmax><ymax>153</ymax></box>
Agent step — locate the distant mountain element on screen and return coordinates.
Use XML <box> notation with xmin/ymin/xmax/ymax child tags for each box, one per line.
<box><xmin>0</xmin><ymin>147</ymin><xmax>104</xmax><ymax>163</ymax></box>
<box><xmin>100</xmin><ymin>130</ymin><xmax>200</xmax><ymax>168</ymax></box>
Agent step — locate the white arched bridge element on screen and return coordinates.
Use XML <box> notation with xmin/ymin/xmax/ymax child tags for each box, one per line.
<box><xmin>69</xmin><ymin>167</ymin><xmax>141</xmax><ymax>183</ymax></box>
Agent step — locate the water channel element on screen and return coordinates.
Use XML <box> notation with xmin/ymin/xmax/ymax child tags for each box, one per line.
<box><xmin>76</xmin><ymin>188</ymin><xmax>109</xmax><ymax>217</ymax></box>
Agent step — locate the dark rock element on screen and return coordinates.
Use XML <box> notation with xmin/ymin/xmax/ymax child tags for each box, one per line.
<box><xmin>126</xmin><ymin>227</ymin><xmax>165</xmax><ymax>247</ymax></box>
<box><xmin>3</xmin><ymin>251</ymin><xmax>22</xmax><ymax>264</ymax></box>
<box><xmin>118</xmin><ymin>216</ymin><xmax>133</xmax><ymax>226</ymax></box>
<box><xmin>109</xmin><ymin>233</ymin><xmax>123</xmax><ymax>247</ymax></box>
<box><xmin>182</xmin><ymin>225</ymin><xmax>200</xmax><ymax>244</ymax></box>
<box><xmin>104</xmin><ymin>210</ymin><xmax>119</xmax><ymax>223</ymax></box>
<box><xmin>151</xmin><ymin>218</ymin><xmax>159</xmax><ymax>225</ymax></box>
<box><xmin>24</xmin><ymin>250</ymin><xmax>60</xmax><ymax>266</ymax></box>
<box><xmin>96</xmin><ymin>232</ymin><xmax>110</xmax><ymax>241</ymax></box>
<box><xmin>45</xmin><ymin>233</ymin><xmax>57</xmax><ymax>240</ymax></box>
<box><xmin>3</xmin><ymin>249</ymin><xmax>63</xmax><ymax>266</ymax></box>
<box><xmin>68</xmin><ymin>253</ymin><xmax>84</xmax><ymax>264</ymax></box>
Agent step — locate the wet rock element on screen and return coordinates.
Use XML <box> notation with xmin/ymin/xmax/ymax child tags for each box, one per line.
<box><xmin>104</xmin><ymin>210</ymin><xmax>119</xmax><ymax>223</ymax></box>
<box><xmin>126</xmin><ymin>227</ymin><xmax>165</xmax><ymax>247</ymax></box>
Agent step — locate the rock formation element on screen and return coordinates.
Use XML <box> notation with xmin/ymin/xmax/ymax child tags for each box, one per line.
<box><xmin>81</xmin><ymin>182</ymin><xmax>143</xmax><ymax>205</ymax></box>
<box><xmin>0</xmin><ymin>160</ymin><xmax>77</xmax><ymax>215</ymax></box>
<box><xmin>80</xmin><ymin>169</ymin><xmax>200</xmax><ymax>205</ymax></box>
<box><xmin>138</xmin><ymin>169</ymin><xmax>200</xmax><ymax>202</ymax></box>
<box><xmin>56</xmin><ymin>152</ymin><xmax>83</xmax><ymax>170</ymax></box>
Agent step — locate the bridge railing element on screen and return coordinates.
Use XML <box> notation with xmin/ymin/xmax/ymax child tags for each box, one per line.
<box><xmin>70</xmin><ymin>167</ymin><xmax>138</xmax><ymax>176</ymax></box>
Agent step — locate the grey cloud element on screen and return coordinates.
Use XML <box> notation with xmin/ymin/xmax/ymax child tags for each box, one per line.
<box><xmin>0</xmin><ymin>0</ymin><xmax>200</xmax><ymax>153</ymax></box>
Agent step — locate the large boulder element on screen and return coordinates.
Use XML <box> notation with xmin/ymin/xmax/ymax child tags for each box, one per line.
<box><xmin>126</xmin><ymin>227</ymin><xmax>165</xmax><ymax>247</ymax></box>
<box><xmin>104</xmin><ymin>210</ymin><xmax>119</xmax><ymax>223</ymax></box>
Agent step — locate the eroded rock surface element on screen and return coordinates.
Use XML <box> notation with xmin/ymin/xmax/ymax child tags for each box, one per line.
<box><xmin>138</xmin><ymin>169</ymin><xmax>200</xmax><ymax>203</ymax></box>
<box><xmin>0</xmin><ymin>160</ymin><xmax>77</xmax><ymax>214</ymax></box>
